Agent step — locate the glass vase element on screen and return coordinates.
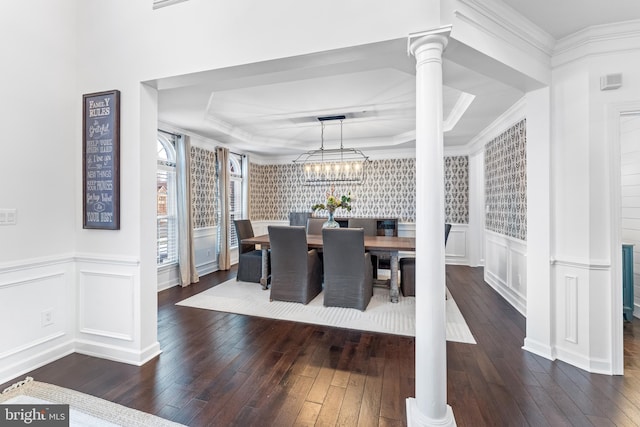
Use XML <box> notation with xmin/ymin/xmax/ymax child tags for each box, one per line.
<box><xmin>323</xmin><ymin>211</ymin><xmax>340</xmax><ymax>229</ymax></box>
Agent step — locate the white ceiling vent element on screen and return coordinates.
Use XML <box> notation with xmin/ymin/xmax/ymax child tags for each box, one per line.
<box><xmin>153</xmin><ymin>0</ymin><xmax>189</xmax><ymax>10</ymax></box>
<box><xmin>600</xmin><ymin>73</ymin><xmax>623</xmax><ymax>91</ymax></box>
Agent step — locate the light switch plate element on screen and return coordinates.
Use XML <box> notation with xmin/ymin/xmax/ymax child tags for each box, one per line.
<box><xmin>0</xmin><ymin>209</ymin><xmax>17</xmax><ymax>225</ymax></box>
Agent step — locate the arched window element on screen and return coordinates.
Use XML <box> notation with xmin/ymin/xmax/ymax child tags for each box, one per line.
<box><xmin>157</xmin><ymin>133</ymin><xmax>177</xmax><ymax>265</ymax></box>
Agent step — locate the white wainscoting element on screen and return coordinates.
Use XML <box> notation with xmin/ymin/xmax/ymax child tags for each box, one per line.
<box><xmin>78</xmin><ymin>270</ymin><xmax>135</xmax><ymax>341</ymax></box>
<box><xmin>484</xmin><ymin>230</ymin><xmax>527</xmax><ymax>315</ymax></box>
<box><xmin>397</xmin><ymin>223</ymin><xmax>469</xmax><ymax>265</ymax></box>
<box><xmin>157</xmin><ymin>227</ymin><xmax>219</xmax><ymax>291</ymax></box>
<box><xmin>550</xmin><ymin>258</ymin><xmax>614</xmax><ymax>374</ymax></box>
<box><xmin>251</xmin><ymin>220</ymin><xmax>287</xmax><ymax>236</ymax></box>
<box><xmin>194</xmin><ymin>227</ymin><xmax>217</xmax><ymax>276</ymax></box>
<box><xmin>74</xmin><ymin>254</ymin><xmax>160</xmax><ymax>367</ymax></box>
<box><xmin>157</xmin><ymin>263</ymin><xmax>180</xmax><ymax>292</ymax></box>
<box><xmin>446</xmin><ymin>225</ymin><xmax>469</xmax><ymax>265</ymax></box>
<box><xmin>0</xmin><ymin>255</ymin><xmax>75</xmax><ymax>385</ymax></box>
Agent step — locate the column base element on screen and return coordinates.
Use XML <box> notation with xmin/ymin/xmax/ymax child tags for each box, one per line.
<box><xmin>406</xmin><ymin>398</ymin><xmax>456</xmax><ymax>427</ymax></box>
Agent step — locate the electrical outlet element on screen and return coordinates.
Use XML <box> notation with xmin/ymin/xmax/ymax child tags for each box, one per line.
<box><xmin>41</xmin><ymin>309</ymin><xmax>53</xmax><ymax>327</ymax></box>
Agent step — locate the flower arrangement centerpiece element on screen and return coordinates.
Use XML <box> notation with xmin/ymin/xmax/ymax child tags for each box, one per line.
<box><xmin>311</xmin><ymin>189</ymin><xmax>352</xmax><ymax>229</ymax></box>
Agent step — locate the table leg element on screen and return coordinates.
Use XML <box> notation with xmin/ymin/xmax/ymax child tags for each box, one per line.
<box><xmin>260</xmin><ymin>247</ymin><xmax>269</xmax><ymax>290</ymax></box>
<box><xmin>390</xmin><ymin>252</ymin><xmax>399</xmax><ymax>303</ymax></box>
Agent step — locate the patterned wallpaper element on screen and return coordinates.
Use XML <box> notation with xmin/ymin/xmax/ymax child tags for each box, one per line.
<box><xmin>190</xmin><ymin>146</ymin><xmax>217</xmax><ymax>228</ymax></box>
<box><xmin>445</xmin><ymin>156</ymin><xmax>469</xmax><ymax>224</ymax></box>
<box><xmin>249</xmin><ymin>156</ymin><xmax>469</xmax><ymax>224</ymax></box>
<box><xmin>484</xmin><ymin>119</ymin><xmax>527</xmax><ymax>240</ymax></box>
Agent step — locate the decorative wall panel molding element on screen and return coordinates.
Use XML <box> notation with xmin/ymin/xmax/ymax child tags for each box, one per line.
<box><xmin>249</xmin><ymin>157</ymin><xmax>469</xmax><ymax>224</ymax></box>
<box><xmin>564</xmin><ymin>275</ymin><xmax>578</xmax><ymax>344</ymax></box>
<box><xmin>484</xmin><ymin>230</ymin><xmax>527</xmax><ymax>315</ymax></box>
<box><xmin>0</xmin><ymin>260</ymin><xmax>75</xmax><ymax>385</ymax></box>
<box><xmin>78</xmin><ymin>271</ymin><xmax>134</xmax><ymax>341</ymax></box>
<box><xmin>485</xmin><ymin>119</ymin><xmax>527</xmax><ymax>240</ymax></box>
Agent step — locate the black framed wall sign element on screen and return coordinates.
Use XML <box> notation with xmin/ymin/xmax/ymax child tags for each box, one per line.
<box><xmin>82</xmin><ymin>90</ymin><xmax>120</xmax><ymax>230</ymax></box>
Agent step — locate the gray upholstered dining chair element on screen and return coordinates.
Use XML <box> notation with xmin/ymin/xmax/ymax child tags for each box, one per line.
<box><xmin>306</xmin><ymin>218</ymin><xmax>326</xmax><ymax>235</ymax></box>
<box><xmin>233</xmin><ymin>219</ymin><xmax>267</xmax><ymax>283</ymax></box>
<box><xmin>289</xmin><ymin>212</ymin><xmax>312</xmax><ymax>227</ymax></box>
<box><xmin>348</xmin><ymin>218</ymin><xmax>379</xmax><ymax>279</ymax></box>
<box><xmin>400</xmin><ymin>223</ymin><xmax>452</xmax><ymax>297</ymax></box>
<box><xmin>322</xmin><ymin>228</ymin><xmax>373</xmax><ymax>311</ymax></box>
<box><xmin>267</xmin><ymin>226</ymin><xmax>323</xmax><ymax>304</ymax></box>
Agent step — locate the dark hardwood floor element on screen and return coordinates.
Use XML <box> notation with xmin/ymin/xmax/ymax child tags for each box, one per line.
<box><xmin>3</xmin><ymin>265</ymin><xmax>640</xmax><ymax>426</ymax></box>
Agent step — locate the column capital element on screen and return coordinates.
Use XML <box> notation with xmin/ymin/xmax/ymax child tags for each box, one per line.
<box><xmin>408</xmin><ymin>26</ymin><xmax>451</xmax><ymax>58</ymax></box>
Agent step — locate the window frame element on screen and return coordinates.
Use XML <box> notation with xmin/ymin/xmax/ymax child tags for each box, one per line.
<box><xmin>157</xmin><ymin>133</ymin><xmax>178</xmax><ymax>266</ymax></box>
<box><xmin>228</xmin><ymin>153</ymin><xmax>244</xmax><ymax>249</ymax></box>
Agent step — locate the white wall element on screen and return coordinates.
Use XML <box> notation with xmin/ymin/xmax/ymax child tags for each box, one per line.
<box><xmin>467</xmin><ymin>150</ymin><xmax>485</xmax><ymax>267</ymax></box>
<box><xmin>0</xmin><ymin>0</ymin><xmax>78</xmax><ymax>384</ymax></box>
<box><xmin>0</xmin><ymin>1</ymin><xmax>77</xmax><ymax>261</ymax></box>
<box><xmin>550</xmin><ymin>24</ymin><xmax>640</xmax><ymax>374</ymax></box>
<box><xmin>620</xmin><ymin>114</ymin><xmax>640</xmax><ymax>315</ymax></box>
<box><xmin>1</xmin><ymin>0</ymin><xmax>436</xmax><ymax>383</ymax></box>
<box><xmin>523</xmin><ymin>87</ymin><xmax>553</xmax><ymax>359</ymax></box>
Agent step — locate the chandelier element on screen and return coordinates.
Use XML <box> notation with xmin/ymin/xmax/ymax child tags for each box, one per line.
<box><xmin>293</xmin><ymin>115</ymin><xmax>369</xmax><ymax>184</ymax></box>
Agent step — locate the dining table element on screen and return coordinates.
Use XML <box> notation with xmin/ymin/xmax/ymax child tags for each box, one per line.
<box><xmin>241</xmin><ymin>233</ymin><xmax>416</xmax><ymax>303</ymax></box>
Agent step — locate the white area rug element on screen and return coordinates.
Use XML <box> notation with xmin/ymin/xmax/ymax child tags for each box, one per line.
<box><xmin>0</xmin><ymin>377</ymin><xmax>184</xmax><ymax>427</ymax></box>
<box><xmin>177</xmin><ymin>279</ymin><xmax>476</xmax><ymax>344</ymax></box>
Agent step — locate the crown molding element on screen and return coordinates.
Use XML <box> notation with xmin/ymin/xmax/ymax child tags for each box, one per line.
<box><xmin>552</xmin><ymin>19</ymin><xmax>640</xmax><ymax>68</ymax></box>
<box><xmin>463</xmin><ymin>95</ymin><xmax>526</xmax><ymax>154</ymax></box>
<box><xmin>454</xmin><ymin>0</ymin><xmax>556</xmax><ymax>58</ymax></box>
<box><xmin>444</xmin><ymin>92</ymin><xmax>476</xmax><ymax>132</ymax></box>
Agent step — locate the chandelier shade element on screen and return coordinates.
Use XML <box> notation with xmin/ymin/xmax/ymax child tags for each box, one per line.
<box><xmin>293</xmin><ymin>116</ymin><xmax>369</xmax><ymax>184</ymax></box>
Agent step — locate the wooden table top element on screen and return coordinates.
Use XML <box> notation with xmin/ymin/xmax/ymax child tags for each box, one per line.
<box><xmin>242</xmin><ymin>233</ymin><xmax>416</xmax><ymax>252</ymax></box>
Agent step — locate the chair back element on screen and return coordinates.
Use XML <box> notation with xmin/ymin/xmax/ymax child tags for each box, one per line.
<box><xmin>289</xmin><ymin>212</ymin><xmax>312</xmax><ymax>227</ymax></box>
<box><xmin>234</xmin><ymin>219</ymin><xmax>256</xmax><ymax>254</ymax></box>
<box><xmin>268</xmin><ymin>225</ymin><xmax>322</xmax><ymax>304</ymax></box>
<box><xmin>348</xmin><ymin>218</ymin><xmax>377</xmax><ymax>236</ymax></box>
<box><xmin>268</xmin><ymin>226</ymin><xmax>310</xmax><ymax>285</ymax></box>
<box><xmin>445</xmin><ymin>223</ymin><xmax>452</xmax><ymax>246</ymax></box>
<box><xmin>322</xmin><ymin>228</ymin><xmax>373</xmax><ymax>310</ymax></box>
<box><xmin>306</xmin><ymin>218</ymin><xmax>325</xmax><ymax>235</ymax></box>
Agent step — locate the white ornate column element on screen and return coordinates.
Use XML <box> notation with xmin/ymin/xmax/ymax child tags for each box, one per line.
<box><xmin>407</xmin><ymin>30</ymin><xmax>456</xmax><ymax>427</ymax></box>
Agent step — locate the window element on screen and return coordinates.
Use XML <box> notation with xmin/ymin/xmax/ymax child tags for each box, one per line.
<box><xmin>229</xmin><ymin>153</ymin><xmax>244</xmax><ymax>249</ymax></box>
<box><xmin>157</xmin><ymin>133</ymin><xmax>178</xmax><ymax>265</ymax></box>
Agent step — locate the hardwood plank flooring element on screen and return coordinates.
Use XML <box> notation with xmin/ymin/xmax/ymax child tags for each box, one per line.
<box><xmin>3</xmin><ymin>265</ymin><xmax>640</xmax><ymax>426</ymax></box>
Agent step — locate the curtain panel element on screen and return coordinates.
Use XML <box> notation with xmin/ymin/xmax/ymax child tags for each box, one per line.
<box><xmin>216</xmin><ymin>147</ymin><xmax>231</xmax><ymax>270</ymax></box>
<box><xmin>176</xmin><ymin>135</ymin><xmax>199</xmax><ymax>286</ymax></box>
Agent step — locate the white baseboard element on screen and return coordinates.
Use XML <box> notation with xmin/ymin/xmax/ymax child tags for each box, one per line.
<box><xmin>0</xmin><ymin>340</ymin><xmax>74</xmax><ymax>386</ymax></box>
<box><xmin>75</xmin><ymin>340</ymin><xmax>162</xmax><ymax>366</ymax></box>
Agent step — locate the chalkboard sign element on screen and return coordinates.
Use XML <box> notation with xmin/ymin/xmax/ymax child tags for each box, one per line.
<box><xmin>83</xmin><ymin>90</ymin><xmax>120</xmax><ymax>229</ymax></box>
